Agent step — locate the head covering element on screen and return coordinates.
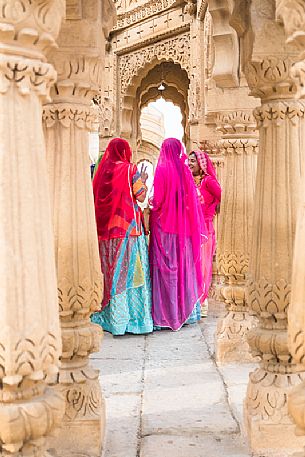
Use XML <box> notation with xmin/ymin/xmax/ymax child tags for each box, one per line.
<box><xmin>150</xmin><ymin>138</ymin><xmax>208</xmax><ymax>324</ymax></box>
<box><xmin>191</xmin><ymin>149</ymin><xmax>217</xmax><ymax>179</ymax></box>
<box><xmin>152</xmin><ymin>139</ymin><xmax>206</xmax><ymax>235</ymax></box>
<box><xmin>93</xmin><ymin>138</ymin><xmax>141</xmax><ymax>240</ymax></box>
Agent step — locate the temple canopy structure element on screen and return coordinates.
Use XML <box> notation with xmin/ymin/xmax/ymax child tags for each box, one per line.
<box><xmin>2</xmin><ymin>1</ymin><xmax>305</xmax><ymax>457</ymax></box>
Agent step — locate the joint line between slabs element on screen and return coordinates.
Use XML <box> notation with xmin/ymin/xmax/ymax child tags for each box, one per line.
<box><xmin>136</xmin><ymin>334</ymin><xmax>148</xmax><ymax>457</ymax></box>
<box><xmin>199</xmin><ymin>323</ymin><xmax>241</xmax><ymax>434</ymax></box>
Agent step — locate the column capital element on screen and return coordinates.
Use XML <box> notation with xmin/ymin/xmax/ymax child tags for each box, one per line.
<box><xmin>246</xmin><ymin>56</ymin><xmax>298</xmax><ymax>101</ymax></box>
<box><xmin>48</xmin><ymin>52</ymin><xmax>102</xmax><ymax>104</ymax></box>
<box><xmin>253</xmin><ymin>99</ymin><xmax>305</xmax><ymax>126</ymax></box>
<box><xmin>0</xmin><ymin>0</ymin><xmax>65</xmax><ymax>58</ymax></box>
<box><xmin>43</xmin><ymin>103</ymin><xmax>96</xmax><ymax>130</ymax></box>
<box><xmin>0</xmin><ymin>56</ymin><xmax>57</xmax><ymax>100</ymax></box>
<box><xmin>216</xmin><ymin>109</ymin><xmax>257</xmax><ymax>136</ymax></box>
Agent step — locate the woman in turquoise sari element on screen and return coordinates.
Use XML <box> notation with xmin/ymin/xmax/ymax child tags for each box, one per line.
<box><xmin>91</xmin><ymin>138</ymin><xmax>153</xmax><ymax>335</ymax></box>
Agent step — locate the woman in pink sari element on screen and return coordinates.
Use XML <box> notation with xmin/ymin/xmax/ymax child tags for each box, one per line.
<box><xmin>149</xmin><ymin>138</ymin><xmax>207</xmax><ymax>331</ymax></box>
<box><xmin>188</xmin><ymin>150</ymin><xmax>222</xmax><ymax>311</ymax></box>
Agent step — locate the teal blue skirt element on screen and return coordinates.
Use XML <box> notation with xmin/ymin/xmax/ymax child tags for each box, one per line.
<box><xmin>91</xmin><ymin>232</ymin><xmax>153</xmax><ymax>336</ymax></box>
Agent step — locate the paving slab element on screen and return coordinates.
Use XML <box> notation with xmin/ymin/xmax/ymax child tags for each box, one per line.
<box><xmin>142</xmin><ymin>384</ymin><xmax>239</xmax><ymax>435</ymax></box>
<box><xmin>140</xmin><ymin>434</ymin><xmax>249</xmax><ymax>457</ymax></box>
<box><xmin>103</xmin><ymin>394</ymin><xmax>141</xmax><ymax>457</ymax></box>
<box><xmin>92</xmin><ymin>358</ymin><xmax>143</xmax><ymax>395</ymax></box>
<box><xmin>218</xmin><ymin>363</ymin><xmax>256</xmax><ymax>386</ymax></box>
<box><xmin>93</xmin><ymin>332</ymin><xmax>146</xmax><ymax>361</ymax></box>
<box><xmin>95</xmin><ymin>313</ymin><xmax>252</xmax><ymax>457</ymax></box>
<box><xmin>146</xmin><ymin>327</ymin><xmax>209</xmax><ymax>363</ymax></box>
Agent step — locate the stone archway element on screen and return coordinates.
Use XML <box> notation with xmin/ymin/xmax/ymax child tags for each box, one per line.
<box><xmin>136</xmin><ymin>61</ymin><xmax>190</xmax><ymax>148</ymax></box>
<box><xmin>118</xmin><ymin>33</ymin><xmax>191</xmax><ymax>144</ymax></box>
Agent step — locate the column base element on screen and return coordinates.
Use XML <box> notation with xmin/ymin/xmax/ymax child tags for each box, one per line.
<box><xmin>215</xmin><ymin>311</ymin><xmax>258</xmax><ymax>363</ymax></box>
<box><xmin>244</xmin><ymin>369</ymin><xmax>305</xmax><ymax>457</ymax></box>
<box><xmin>48</xmin><ymin>416</ymin><xmax>106</xmax><ymax>457</ymax></box>
<box><xmin>48</xmin><ymin>374</ymin><xmax>105</xmax><ymax>457</ymax></box>
<box><xmin>244</xmin><ymin>414</ymin><xmax>305</xmax><ymax>457</ymax></box>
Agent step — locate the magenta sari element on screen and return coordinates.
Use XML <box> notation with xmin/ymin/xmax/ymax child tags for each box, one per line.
<box><xmin>192</xmin><ymin>150</ymin><xmax>221</xmax><ymax>297</ymax></box>
<box><xmin>149</xmin><ymin>138</ymin><xmax>207</xmax><ymax>331</ymax></box>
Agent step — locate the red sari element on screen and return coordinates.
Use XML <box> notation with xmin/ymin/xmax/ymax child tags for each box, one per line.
<box><xmin>93</xmin><ymin>138</ymin><xmax>147</xmax><ymax>309</ymax></box>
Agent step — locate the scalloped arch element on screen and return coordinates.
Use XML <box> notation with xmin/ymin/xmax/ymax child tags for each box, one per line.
<box><xmin>120</xmin><ymin>58</ymin><xmax>190</xmax><ymax>142</ymax></box>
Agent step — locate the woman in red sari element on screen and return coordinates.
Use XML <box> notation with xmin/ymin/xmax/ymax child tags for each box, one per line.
<box><xmin>91</xmin><ymin>138</ymin><xmax>153</xmax><ymax>335</ymax></box>
<box><xmin>188</xmin><ymin>150</ymin><xmax>222</xmax><ymax>314</ymax></box>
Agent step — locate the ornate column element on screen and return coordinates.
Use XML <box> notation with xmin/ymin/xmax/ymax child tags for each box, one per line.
<box><xmin>244</xmin><ymin>54</ymin><xmax>305</xmax><ymax>454</ymax></box>
<box><xmin>42</xmin><ymin>2</ymin><xmax>116</xmax><ymax>455</ymax></box>
<box><xmin>275</xmin><ymin>3</ymin><xmax>305</xmax><ymax>456</ymax></box>
<box><xmin>0</xmin><ymin>1</ymin><xmax>65</xmax><ymax>456</ymax></box>
<box><xmin>215</xmin><ymin>110</ymin><xmax>259</xmax><ymax>363</ymax></box>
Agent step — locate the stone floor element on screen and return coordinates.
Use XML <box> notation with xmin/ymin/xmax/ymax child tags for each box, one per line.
<box><xmin>91</xmin><ymin>302</ymin><xmax>256</xmax><ymax>457</ymax></box>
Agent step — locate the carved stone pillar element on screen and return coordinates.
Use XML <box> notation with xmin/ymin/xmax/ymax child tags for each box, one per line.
<box><xmin>275</xmin><ymin>3</ymin><xmax>305</xmax><ymax>456</ymax></box>
<box><xmin>42</xmin><ymin>2</ymin><xmax>114</xmax><ymax>455</ymax></box>
<box><xmin>244</xmin><ymin>56</ymin><xmax>305</xmax><ymax>455</ymax></box>
<box><xmin>215</xmin><ymin>110</ymin><xmax>258</xmax><ymax>363</ymax></box>
<box><xmin>0</xmin><ymin>1</ymin><xmax>65</xmax><ymax>456</ymax></box>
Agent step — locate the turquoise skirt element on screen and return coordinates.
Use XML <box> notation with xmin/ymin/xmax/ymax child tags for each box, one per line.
<box><xmin>91</xmin><ymin>232</ymin><xmax>153</xmax><ymax>336</ymax></box>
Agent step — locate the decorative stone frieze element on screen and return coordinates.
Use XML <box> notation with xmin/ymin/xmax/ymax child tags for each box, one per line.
<box><xmin>0</xmin><ymin>1</ymin><xmax>65</xmax><ymax>456</ymax></box>
<box><xmin>215</xmin><ymin>110</ymin><xmax>259</xmax><ymax>363</ymax></box>
<box><xmin>113</xmin><ymin>0</ymin><xmax>177</xmax><ymax>29</ymax></box>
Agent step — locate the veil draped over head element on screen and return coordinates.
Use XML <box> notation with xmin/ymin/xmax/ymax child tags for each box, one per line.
<box><xmin>93</xmin><ymin>138</ymin><xmax>141</xmax><ymax>240</ymax></box>
<box><xmin>150</xmin><ymin>138</ymin><xmax>208</xmax><ymax>329</ymax></box>
<box><xmin>152</xmin><ymin>138</ymin><xmax>207</xmax><ymax>239</ymax></box>
<box><xmin>191</xmin><ymin>149</ymin><xmax>217</xmax><ymax>178</ymax></box>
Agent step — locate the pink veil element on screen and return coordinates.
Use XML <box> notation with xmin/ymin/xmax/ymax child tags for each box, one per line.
<box><xmin>192</xmin><ymin>150</ymin><xmax>217</xmax><ymax>179</ymax></box>
<box><xmin>150</xmin><ymin>138</ymin><xmax>208</xmax><ymax>329</ymax></box>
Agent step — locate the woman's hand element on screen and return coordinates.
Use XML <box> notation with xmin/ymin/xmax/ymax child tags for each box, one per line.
<box><xmin>140</xmin><ymin>163</ymin><xmax>148</xmax><ymax>183</ymax></box>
